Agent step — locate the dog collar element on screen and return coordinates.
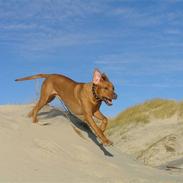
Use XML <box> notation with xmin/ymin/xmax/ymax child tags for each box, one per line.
<box><xmin>92</xmin><ymin>84</ymin><xmax>101</xmax><ymax>101</ymax></box>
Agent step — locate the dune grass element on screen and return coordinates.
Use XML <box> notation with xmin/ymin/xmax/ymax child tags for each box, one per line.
<box><xmin>108</xmin><ymin>98</ymin><xmax>183</xmax><ymax>130</ymax></box>
<box><xmin>178</xmin><ymin>101</ymin><xmax>183</xmax><ymax>119</ymax></box>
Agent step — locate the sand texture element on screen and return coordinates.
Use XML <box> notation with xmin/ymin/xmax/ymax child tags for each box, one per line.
<box><xmin>0</xmin><ymin>104</ymin><xmax>182</xmax><ymax>183</ymax></box>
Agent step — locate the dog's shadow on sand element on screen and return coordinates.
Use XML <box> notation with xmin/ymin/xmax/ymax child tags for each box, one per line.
<box><xmin>38</xmin><ymin>108</ymin><xmax>113</xmax><ymax>157</ymax></box>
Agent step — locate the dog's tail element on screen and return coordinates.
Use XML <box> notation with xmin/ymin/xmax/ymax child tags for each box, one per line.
<box><xmin>15</xmin><ymin>74</ymin><xmax>50</xmax><ymax>82</ymax></box>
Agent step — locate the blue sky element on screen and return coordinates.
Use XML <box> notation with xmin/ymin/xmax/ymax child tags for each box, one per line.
<box><xmin>0</xmin><ymin>0</ymin><xmax>183</xmax><ymax>117</ymax></box>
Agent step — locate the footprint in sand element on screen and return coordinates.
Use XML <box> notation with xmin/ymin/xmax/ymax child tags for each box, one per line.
<box><xmin>32</xmin><ymin>138</ymin><xmax>73</xmax><ymax>158</ymax></box>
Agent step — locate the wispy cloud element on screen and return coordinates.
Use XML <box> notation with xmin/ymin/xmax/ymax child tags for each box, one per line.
<box><xmin>1</xmin><ymin>0</ymin><xmax>183</xmax><ymax>59</ymax></box>
<box><xmin>124</xmin><ymin>82</ymin><xmax>183</xmax><ymax>88</ymax></box>
<box><xmin>94</xmin><ymin>54</ymin><xmax>134</xmax><ymax>65</ymax></box>
<box><xmin>94</xmin><ymin>53</ymin><xmax>183</xmax><ymax>91</ymax></box>
<box><xmin>164</xmin><ymin>28</ymin><xmax>182</xmax><ymax>35</ymax></box>
<box><xmin>20</xmin><ymin>32</ymin><xmax>104</xmax><ymax>53</ymax></box>
<box><xmin>95</xmin><ymin>52</ymin><xmax>183</xmax><ymax>73</ymax></box>
<box><xmin>0</xmin><ymin>0</ymin><xmax>108</xmax><ymax>55</ymax></box>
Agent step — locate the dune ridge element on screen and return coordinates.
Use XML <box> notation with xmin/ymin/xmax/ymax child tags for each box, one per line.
<box><xmin>0</xmin><ymin>104</ymin><xmax>182</xmax><ymax>182</ymax></box>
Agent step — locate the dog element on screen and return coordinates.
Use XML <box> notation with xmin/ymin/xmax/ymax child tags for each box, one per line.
<box><xmin>15</xmin><ymin>69</ymin><xmax>117</xmax><ymax>145</ymax></box>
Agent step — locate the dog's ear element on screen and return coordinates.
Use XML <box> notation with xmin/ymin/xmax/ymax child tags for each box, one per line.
<box><xmin>102</xmin><ymin>73</ymin><xmax>109</xmax><ymax>82</ymax></box>
<box><xmin>93</xmin><ymin>69</ymin><xmax>102</xmax><ymax>84</ymax></box>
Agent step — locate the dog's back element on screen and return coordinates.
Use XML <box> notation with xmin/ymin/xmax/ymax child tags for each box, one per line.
<box><xmin>16</xmin><ymin>74</ymin><xmax>86</xmax><ymax>115</ymax></box>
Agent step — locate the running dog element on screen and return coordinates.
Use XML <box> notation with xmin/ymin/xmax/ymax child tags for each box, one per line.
<box><xmin>15</xmin><ymin>69</ymin><xmax>117</xmax><ymax>145</ymax></box>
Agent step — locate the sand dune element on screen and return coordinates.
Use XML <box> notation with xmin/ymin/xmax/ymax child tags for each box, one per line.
<box><xmin>108</xmin><ymin>99</ymin><xmax>183</xmax><ymax>170</ymax></box>
<box><xmin>0</xmin><ymin>104</ymin><xmax>182</xmax><ymax>183</ymax></box>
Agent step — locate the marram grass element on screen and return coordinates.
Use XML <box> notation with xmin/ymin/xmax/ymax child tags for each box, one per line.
<box><xmin>108</xmin><ymin>98</ymin><xmax>183</xmax><ymax>130</ymax></box>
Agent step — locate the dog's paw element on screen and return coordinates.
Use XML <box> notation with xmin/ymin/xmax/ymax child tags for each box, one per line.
<box><xmin>103</xmin><ymin>139</ymin><xmax>113</xmax><ymax>146</ymax></box>
<box><xmin>32</xmin><ymin>118</ymin><xmax>39</xmax><ymax>123</ymax></box>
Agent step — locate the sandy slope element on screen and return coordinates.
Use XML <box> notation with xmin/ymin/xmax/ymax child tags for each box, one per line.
<box><xmin>109</xmin><ymin>115</ymin><xmax>183</xmax><ymax>169</ymax></box>
<box><xmin>0</xmin><ymin>104</ymin><xmax>183</xmax><ymax>183</ymax></box>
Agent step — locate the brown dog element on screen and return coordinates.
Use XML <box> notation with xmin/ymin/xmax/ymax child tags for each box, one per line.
<box><xmin>15</xmin><ymin>69</ymin><xmax>117</xmax><ymax>145</ymax></box>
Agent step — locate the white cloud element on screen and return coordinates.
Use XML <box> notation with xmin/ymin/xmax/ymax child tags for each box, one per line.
<box><xmin>124</xmin><ymin>82</ymin><xmax>183</xmax><ymax>88</ymax></box>
<box><xmin>0</xmin><ymin>0</ymin><xmax>111</xmax><ymax>55</ymax></box>
<box><xmin>0</xmin><ymin>0</ymin><xmax>183</xmax><ymax>59</ymax></box>
<box><xmin>94</xmin><ymin>52</ymin><xmax>183</xmax><ymax>80</ymax></box>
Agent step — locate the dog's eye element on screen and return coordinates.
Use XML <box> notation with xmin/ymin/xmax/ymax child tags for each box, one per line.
<box><xmin>104</xmin><ymin>87</ymin><xmax>108</xmax><ymax>90</ymax></box>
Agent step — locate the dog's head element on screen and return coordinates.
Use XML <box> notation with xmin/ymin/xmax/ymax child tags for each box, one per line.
<box><xmin>92</xmin><ymin>69</ymin><xmax>117</xmax><ymax>106</ymax></box>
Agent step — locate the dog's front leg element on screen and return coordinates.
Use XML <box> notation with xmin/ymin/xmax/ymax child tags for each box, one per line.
<box><xmin>94</xmin><ymin>110</ymin><xmax>108</xmax><ymax>132</ymax></box>
<box><xmin>84</xmin><ymin>113</ymin><xmax>112</xmax><ymax>146</ymax></box>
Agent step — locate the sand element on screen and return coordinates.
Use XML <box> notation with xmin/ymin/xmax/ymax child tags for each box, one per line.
<box><xmin>0</xmin><ymin>104</ymin><xmax>182</xmax><ymax>183</ymax></box>
<box><xmin>109</xmin><ymin>115</ymin><xmax>183</xmax><ymax>169</ymax></box>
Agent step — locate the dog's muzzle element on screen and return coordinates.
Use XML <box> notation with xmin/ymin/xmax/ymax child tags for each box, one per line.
<box><xmin>104</xmin><ymin>93</ymin><xmax>117</xmax><ymax>106</ymax></box>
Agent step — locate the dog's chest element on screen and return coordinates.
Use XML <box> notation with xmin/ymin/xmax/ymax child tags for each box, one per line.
<box><xmin>90</xmin><ymin>102</ymin><xmax>102</xmax><ymax>113</ymax></box>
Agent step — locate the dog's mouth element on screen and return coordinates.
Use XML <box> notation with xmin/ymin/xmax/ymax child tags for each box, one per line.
<box><xmin>103</xmin><ymin>97</ymin><xmax>113</xmax><ymax>106</ymax></box>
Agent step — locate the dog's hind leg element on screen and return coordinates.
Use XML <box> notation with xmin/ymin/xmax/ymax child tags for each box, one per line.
<box><xmin>30</xmin><ymin>80</ymin><xmax>55</xmax><ymax>122</ymax></box>
<box><xmin>29</xmin><ymin>95</ymin><xmax>55</xmax><ymax>122</ymax></box>
<box><xmin>31</xmin><ymin>96</ymin><xmax>48</xmax><ymax>123</ymax></box>
<box><xmin>28</xmin><ymin>94</ymin><xmax>55</xmax><ymax>121</ymax></box>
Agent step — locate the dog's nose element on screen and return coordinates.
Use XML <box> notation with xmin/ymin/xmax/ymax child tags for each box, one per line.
<box><xmin>113</xmin><ymin>93</ymin><xmax>117</xmax><ymax>99</ymax></box>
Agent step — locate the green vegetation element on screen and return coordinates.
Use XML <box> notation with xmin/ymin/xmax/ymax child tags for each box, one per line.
<box><xmin>108</xmin><ymin>98</ymin><xmax>183</xmax><ymax>130</ymax></box>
